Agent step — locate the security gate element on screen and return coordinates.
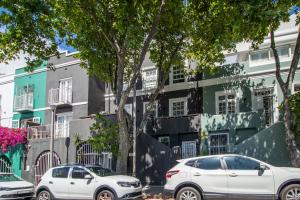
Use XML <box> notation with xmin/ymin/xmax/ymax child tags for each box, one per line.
<box><xmin>0</xmin><ymin>156</ymin><xmax>11</xmax><ymax>173</ymax></box>
<box><xmin>76</xmin><ymin>143</ymin><xmax>112</xmax><ymax>169</ymax></box>
<box><xmin>34</xmin><ymin>151</ymin><xmax>61</xmax><ymax>184</ymax></box>
<box><xmin>182</xmin><ymin>141</ymin><xmax>197</xmax><ymax>159</ymax></box>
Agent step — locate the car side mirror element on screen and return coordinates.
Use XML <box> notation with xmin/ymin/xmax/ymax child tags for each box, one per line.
<box><xmin>259</xmin><ymin>164</ymin><xmax>268</xmax><ymax>171</ymax></box>
<box><xmin>84</xmin><ymin>174</ymin><xmax>93</xmax><ymax>179</ymax></box>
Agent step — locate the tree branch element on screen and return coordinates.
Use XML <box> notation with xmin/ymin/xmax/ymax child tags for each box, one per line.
<box><xmin>137</xmin><ymin>35</ymin><xmax>186</xmax><ymax>136</ymax></box>
<box><xmin>270</xmin><ymin>28</ymin><xmax>286</xmax><ymax>94</ymax></box>
<box><xmin>119</xmin><ymin>0</ymin><xmax>166</xmax><ymax>109</ymax></box>
<box><xmin>287</xmin><ymin>25</ymin><xmax>300</xmax><ymax>89</ymax></box>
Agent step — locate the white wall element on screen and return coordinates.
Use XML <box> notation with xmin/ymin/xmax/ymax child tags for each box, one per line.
<box><xmin>0</xmin><ymin>74</ymin><xmax>14</xmax><ymax>127</ymax></box>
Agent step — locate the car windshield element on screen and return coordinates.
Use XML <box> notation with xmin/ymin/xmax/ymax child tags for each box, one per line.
<box><xmin>0</xmin><ymin>174</ymin><xmax>22</xmax><ymax>182</ymax></box>
<box><xmin>86</xmin><ymin>166</ymin><xmax>113</xmax><ymax>177</ymax></box>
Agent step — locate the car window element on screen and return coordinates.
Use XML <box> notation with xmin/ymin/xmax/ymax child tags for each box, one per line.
<box><xmin>224</xmin><ymin>156</ymin><xmax>260</xmax><ymax>170</ymax></box>
<box><xmin>52</xmin><ymin>167</ymin><xmax>70</xmax><ymax>178</ymax></box>
<box><xmin>71</xmin><ymin>167</ymin><xmax>90</xmax><ymax>179</ymax></box>
<box><xmin>195</xmin><ymin>157</ymin><xmax>222</xmax><ymax>170</ymax></box>
<box><xmin>185</xmin><ymin>159</ymin><xmax>196</xmax><ymax>167</ymax></box>
<box><xmin>85</xmin><ymin>166</ymin><xmax>113</xmax><ymax>177</ymax></box>
<box><xmin>0</xmin><ymin>174</ymin><xmax>22</xmax><ymax>182</ymax></box>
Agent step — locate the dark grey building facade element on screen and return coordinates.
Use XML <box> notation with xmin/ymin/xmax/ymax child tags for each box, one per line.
<box><xmin>23</xmin><ymin>52</ymin><xmax>107</xmax><ymax>183</ymax></box>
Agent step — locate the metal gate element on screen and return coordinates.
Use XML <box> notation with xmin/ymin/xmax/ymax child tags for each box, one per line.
<box><xmin>76</xmin><ymin>143</ymin><xmax>112</xmax><ymax>169</ymax></box>
<box><xmin>0</xmin><ymin>156</ymin><xmax>11</xmax><ymax>173</ymax></box>
<box><xmin>182</xmin><ymin>141</ymin><xmax>197</xmax><ymax>159</ymax></box>
<box><xmin>34</xmin><ymin>151</ymin><xmax>61</xmax><ymax>184</ymax></box>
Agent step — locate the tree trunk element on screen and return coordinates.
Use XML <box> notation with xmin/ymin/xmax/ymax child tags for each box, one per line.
<box><xmin>283</xmin><ymin>95</ymin><xmax>300</xmax><ymax>167</ymax></box>
<box><xmin>116</xmin><ymin>108</ymin><xmax>130</xmax><ymax>173</ymax></box>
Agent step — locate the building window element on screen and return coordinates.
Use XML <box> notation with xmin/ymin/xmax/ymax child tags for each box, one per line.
<box><xmin>216</xmin><ymin>92</ymin><xmax>237</xmax><ymax>115</ymax></box>
<box><xmin>169</xmin><ymin>97</ymin><xmax>187</xmax><ymax>117</ymax></box>
<box><xmin>59</xmin><ymin>78</ymin><xmax>72</xmax><ymax>104</ymax></box>
<box><xmin>250</xmin><ymin>50</ymin><xmax>269</xmax><ymax>62</ymax></box>
<box><xmin>158</xmin><ymin>136</ymin><xmax>170</xmax><ymax>147</ymax></box>
<box><xmin>143</xmin><ymin>101</ymin><xmax>158</xmax><ymax>118</ymax></box>
<box><xmin>250</xmin><ymin>45</ymin><xmax>292</xmax><ymax>65</ymax></box>
<box><xmin>56</xmin><ymin>113</ymin><xmax>72</xmax><ymax>137</ymax></box>
<box><xmin>253</xmin><ymin>87</ymin><xmax>274</xmax><ymax>126</ymax></box>
<box><xmin>208</xmin><ymin>133</ymin><xmax>229</xmax><ymax>155</ymax></box>
<box><xmin>12</xmin><ymin>120</ymin><xmax>20</xmax><ymax>128</ymax></box>
<box><xmin>294</xmin><ymin>84</ymin><xmax>300</xmax><ymax>94</ymax></box>
<box><xmin>171</xmin><ymin>66</ymin><xmax>185</xmax><ymax>84</ymax></box>
<box><xmin>142</xmin><ymin>68</ymin><xmax>157</xmax><ymax>89</ymax></box>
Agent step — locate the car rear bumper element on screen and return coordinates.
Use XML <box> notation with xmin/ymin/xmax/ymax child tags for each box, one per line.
<box><xmin>163</xmin><ymin>189</ymin><xmax>175</xmax><ymax>199</ymax></box>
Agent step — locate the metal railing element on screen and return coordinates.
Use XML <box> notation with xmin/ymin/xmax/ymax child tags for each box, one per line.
<box><xmin>48</xmin><ymin>88</ymin><xmax>72</xmax><ymax>105</ymax></box>
<box><xmin>14</xmin><ymin>93</ymin><xmax>33</xmax><ymax>112</ymax></box>
<box><xmin>27</xmin><ymin>124</ymin><xmax>68</xmax><ymax>140</ymax></box>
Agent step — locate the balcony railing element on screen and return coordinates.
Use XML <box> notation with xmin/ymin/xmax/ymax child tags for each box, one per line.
<box><xmin>48</xmin><ymin>88</ymin><xmax>72</xmax><ymax>106</ymax></box>
<box><xmin>14</xmin><ymin>93</ymin><xmax>34</xmax><ymax>112</ymax></box>
<box><xmin>27</xmin><ymin>124</ymin><xmax>68</xmax><ymax>140</ymax></box>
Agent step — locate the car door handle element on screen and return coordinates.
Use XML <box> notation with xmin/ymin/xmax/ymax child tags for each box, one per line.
<box><xmin>49</xmin><ymin>181</ymin><xmax>53</xmax><ymax>184</ymax></box>
<box><xmin>194</xmin><ymin>172</ymin><xmax>202</xmax><ymax>176</ymax></box>
<box><xmin>70</xmin><ymin>182</ymin><xmax>75</xmax><ymax>185</ymax></box>
<box><xmin>229</xmin><ymin>173</ymin><xmax>238</xmax><ymax>177</ymax></box>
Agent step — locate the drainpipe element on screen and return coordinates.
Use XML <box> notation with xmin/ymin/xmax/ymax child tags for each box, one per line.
<box><xmin>132</xmin><ymin>80</ymin><xmax>137</xmax><ymax>177</ymax></box>
<box><xmin>50</xmin><ymin>105</ymin><xmax>56</xmax><ymax>168</ymax></box>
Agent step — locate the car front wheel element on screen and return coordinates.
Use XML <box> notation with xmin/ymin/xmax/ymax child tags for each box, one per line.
<box><xmin>37</xmin><ymin>190</ymin><xmax>51</xmax><ymax>200</ymax></box>
<box><xmin>176</xmin><ymin>187</ymin><xmax>201</xmax><ymax>200</ymax></box>
<box><xmin>96</xmin><ymin>190</ymin><xmax>115</xmax><ymax>200</ymax></box>
<box><xmin>280</xmin><ymin>184</ymin><xmax>300</xmax><ymax>200</ymax></box>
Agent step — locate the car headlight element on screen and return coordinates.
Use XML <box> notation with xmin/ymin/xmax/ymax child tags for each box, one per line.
<box><xmin>117</xmin><ymin>182</ymin><xmax>132</xmax><ymax>187</ymax></box>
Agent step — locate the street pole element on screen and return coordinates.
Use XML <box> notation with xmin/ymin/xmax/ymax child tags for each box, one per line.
<box><xmin>50</xmin><ymin>105</ymin><xmax>56</xmax><ymax>168</ymax></box>
<box><xmin>132</xmin><ymin>81</ymin><xmax>137</xmax><ymax>177</ymax></box>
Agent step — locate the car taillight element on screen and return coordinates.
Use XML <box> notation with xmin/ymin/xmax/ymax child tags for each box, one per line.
<box><xmin>166</xmin><ymin>170</ymin><xmax>180</xmax><ymax>179</ymax></box>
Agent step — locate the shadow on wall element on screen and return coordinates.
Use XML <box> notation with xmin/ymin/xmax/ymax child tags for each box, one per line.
<box><xmin>136</xmin><ymin>133</ymin><xmax>177</xmax><ymax>186</ymax></box>
<box><xmin>234</xmin><ymin>122</ymin><xmax>292</xmax><ymax>167</ymax></box>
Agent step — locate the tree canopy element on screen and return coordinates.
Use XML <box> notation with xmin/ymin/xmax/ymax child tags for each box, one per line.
<box><xmin>1</xmin><ymin>0</ymin><xmax>300</xmax><ymax>170</ymax></box>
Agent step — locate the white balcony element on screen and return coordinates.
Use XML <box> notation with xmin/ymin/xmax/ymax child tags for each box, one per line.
<box><xmin>27</xmin><ymin>124</ymin><xmax>68</xmax><ymax>140</ymax></box>
<box><xmin>48</xmin><ymin>88</ymin><xmax>72</xmax><ymax>106</ymax></box>
<box><xmin>14</xmin><ymin>93</ymin><xmax>34</xmax><ymax>112</ymax></box>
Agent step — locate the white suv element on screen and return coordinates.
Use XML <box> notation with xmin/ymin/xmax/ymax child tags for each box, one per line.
<box><xmin>164</xmin><ymin>154</ymin><xmax>300</xmax><ymax>200</ymax></box>
<box><xmin>36</xmin><ymin>165</ymin><xmax>142</xmax><ymax>200</ymax></box>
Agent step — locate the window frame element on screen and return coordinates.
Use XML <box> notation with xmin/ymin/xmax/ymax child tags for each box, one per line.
<box><xmin>52</xmin><ymin>167</ymin><xmax>70</xmax><ymax>179</ymax></box>
<box><xmin>194</xmin><ymin>157</ymin><xmax>223</xmax><ymax>170</ymax></box>
<box><xmin>293</xmin><ymin>82</ymin><xmax>300</xmax><ymax>94</ymax></box>
<box><xmin>169</xmin><ymin>97</ymin><xmax>188</xmax><ymax>117</ymax></box>
<box><xmin>215</xmin><ymin>91</ymin><xmax>239</xmax><ymax>115</ymax></box>
<box><xmin>170</xmin><ymin>66</ymin><xmax>186</xmax><ymax>84</ymax></box>
<box><xmin>249</xmin><ymin>45</ymin><xmax>293</xmax><ymax>67</ymax></box>
<box><xmin>71</xmin><ymin>167</ymin><xmax>91</xmax><ymax>179</ymax></box>
<box><xmin>222</xmin><ymin>156</ymin><xmax>261</xmax><ymax>171</ymax></box>
<box><xmin>208</xmin><ymin>133</ymin><xmax>229</xmax><ymax>155</ymax></box>
<box><xmin>142</xmin><ymin>67</ymin><xmax>157</xmax><ymax>90</ymax></box>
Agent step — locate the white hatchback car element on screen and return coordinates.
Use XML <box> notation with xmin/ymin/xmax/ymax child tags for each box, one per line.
<box><xmin>0</xmin><ymin>173</ymin><xmax>34</xmax><ymax>200</ymax></box>
<box><xmin>164</xmin><ymin>154</ymin><xmax>300</xmax><ymax>200</ymax></box>
<box><xmin>36</xmin><ymin>165</ymin><xmax>142</xmax><ymax>200</ymax></box>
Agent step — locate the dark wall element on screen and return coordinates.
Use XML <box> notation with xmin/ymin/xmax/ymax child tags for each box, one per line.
<box><xmin>136</xmin><ymin>133</ymin><xmax>177</xmax><ymax>186</ymax></box>
<box><xmin>88</xmin><ymin>76</ymin><xmax>106</xmax><ymax>115</ymax></box>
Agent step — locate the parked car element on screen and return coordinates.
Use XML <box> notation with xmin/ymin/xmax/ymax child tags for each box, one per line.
<box><xmin>164</xmin><ymin>154</ymin><xmax>300</xmax><ymax>200</ymax></box>
<box><xmin>36</xmin><ymin>164</ymin><xmax>142</xmax><ymax>200</ymax></box>
<box><xmin>0</xmin><ymin>173</ymin><xmax>34</xmax><ymax>200</ymax></box>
